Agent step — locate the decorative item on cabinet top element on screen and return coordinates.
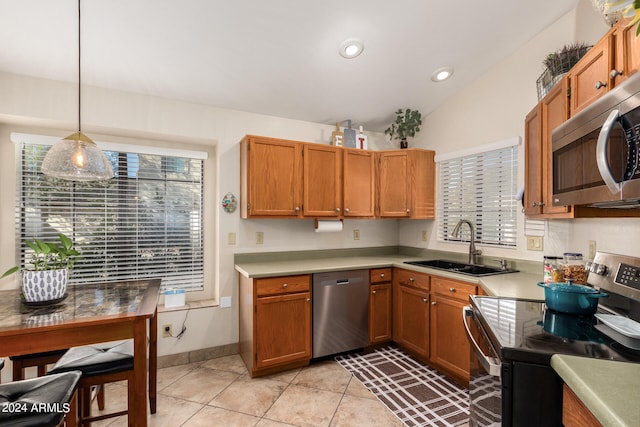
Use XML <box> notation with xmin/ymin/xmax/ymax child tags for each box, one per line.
<box><xmin>332</xmin><ymin>121</ymin><xmax>369</xmax><ymax>149</ymax></box>
<box><xmin>536</xmin><ymin>42</ymin><xmax>590</xmax><ymax>100</ymax></box>
<box><xmin>384</xmin><ymin>108</ymin><xmax>422</xmax><ymax>149</ymax></box>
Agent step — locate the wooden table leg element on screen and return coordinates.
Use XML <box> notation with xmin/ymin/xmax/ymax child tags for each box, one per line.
<box><xmin>149</xmin><ymin>307</ymin><xmax>157</xmax><ymax>414</ymax></box>
<box><xmin>133</xmin><ymin>318</ymin><xmax>147</xmax><ymax>427</ymax></box>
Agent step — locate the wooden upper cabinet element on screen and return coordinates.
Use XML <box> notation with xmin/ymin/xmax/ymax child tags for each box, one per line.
<box><xmin>302</xmin><ymin>144</ymin><xmax>342</xmax><ymax>217</ymax></box>
<box><xmin>568</xmin><ymin>31</ymin><xmax>613</xmax><ymax>116</ymax></box>
<box><xmin>241</xmin><ymin>135</ymin><xmax>302</xmax><ymax>218</ymax></box>
<box><xmin>378</xmin><ymin>149</ymin><xmax>435</xmax><ymax>219</ymax></box>
<box><xmin>525</xmin><ymin>78</ymin><xmax>573</xmax><ymax>218</ymax></box>
<box><xmin>343</xmin><ymin>148</ymin><xmax>375</xmax><ymax>217</ymax></box>
<box><xmin>524</xmin><ymin>103</ymin><xmax>543</xmax><ymax>216</ymax></box>
<box><xmin>612</xmin><ymin>18</ymin><xmax>640</xmax><ymax>87</ymax></box>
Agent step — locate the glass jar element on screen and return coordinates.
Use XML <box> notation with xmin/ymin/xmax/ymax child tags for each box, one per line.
<box><xmin>562</xmin><ymin>252</ymin><xmax>587</xmax><ymax>284</ymax></box>
<box><xmin>543</xmin><ymin>256</ymin><xmax>563</xmax><ymax>283</ymax></box>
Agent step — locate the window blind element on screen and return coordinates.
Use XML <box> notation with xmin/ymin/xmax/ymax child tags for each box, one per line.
<box><xmin>15</xmin><ymin>141</ymin><xmax>205</xmax><ymax>291</ymax></box>
<box><xmin>437</xmin><ymin>144</ymin><xmax>517</xmax><ymax>247</ymax></box>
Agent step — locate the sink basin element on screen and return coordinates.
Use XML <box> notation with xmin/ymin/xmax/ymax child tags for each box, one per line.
<box><xmin>403</xmin><ymin>259</ymin><xmax>518</xmax><ymax>277</ymax></box>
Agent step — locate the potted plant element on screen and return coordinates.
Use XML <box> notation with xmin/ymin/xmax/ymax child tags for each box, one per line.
<box><xmin>385</xmin><ymin>108</ymin><xmax>422</xmax><ymax>149</ymax></box>
<box><xmin>1</xmin><ymin>233</ymin><xmax>80</xmax><ymax>303</ymax></box>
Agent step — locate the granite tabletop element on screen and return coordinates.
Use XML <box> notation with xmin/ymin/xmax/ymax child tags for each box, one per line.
<box><xmin>551</xmin><ymin>354</ymin><xmax>640</xmax><ymax>427</ymax></box>
<box><xmin>0</xmin><ymin>279</ymin><xmax>160</xmax><ymax>332</ymax></box>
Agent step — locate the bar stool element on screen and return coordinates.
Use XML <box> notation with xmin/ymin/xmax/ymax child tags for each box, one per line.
<box><xmin>10</xmin><ymin>350</ymin><xmax>67</xmax><ymax>381</ymax></box>
<box><xmin>0</xmin><ymin>371</ymin><xmax>81</xmax><ymax>427</ymax></box>
<box><xmin>48</xmin><ymin>340</ymin><xmax>134</xmax><ymax>426</ymax></box>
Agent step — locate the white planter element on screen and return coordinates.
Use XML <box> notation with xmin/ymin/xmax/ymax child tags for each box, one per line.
<box><xmin>22</xmin><ymin>268</ymin><xmax>68</xmax><ymax>302</ymax></box>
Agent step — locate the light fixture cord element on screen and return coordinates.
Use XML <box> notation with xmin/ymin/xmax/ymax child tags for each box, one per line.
<box><xmin>77</xmin><ymin>0</ymin><xmax>82</xmax><ymax>133</ymax></box>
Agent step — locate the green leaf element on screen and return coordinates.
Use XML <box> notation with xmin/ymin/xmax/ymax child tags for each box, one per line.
<box><xmin>25</xmin><ymin>240</ymin><xmax>39</xmax><ymax>253</ymax></box>
<box><xmin>36</xmin><ymin>239</ymin><xmax>51</xmax><ymax>254</ymax></box>
<box><xmin>59</xmin><ymin>233</ymin><xmax>73</xmax><ymax>251</ymax></box>
<box><xmin>1</xmin><ymin>266</ymin><xmax>19</xmax><ymax>278</ymax></box>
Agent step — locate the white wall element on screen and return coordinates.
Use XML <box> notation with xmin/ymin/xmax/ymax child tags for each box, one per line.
<box><xmin>400</xmin><ymin>0</ymin><xmax>640</xmax><ymax>262</ymax></box>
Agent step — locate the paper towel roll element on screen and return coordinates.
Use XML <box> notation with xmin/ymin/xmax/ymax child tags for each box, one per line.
<box><xmin>315</xmin><ymin>220</ymin><xmax>343</xmax><ymax>233</ymax></box>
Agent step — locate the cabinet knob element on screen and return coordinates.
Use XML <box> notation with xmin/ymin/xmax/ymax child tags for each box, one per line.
<box><xmin>422</xmin><ymin>298</ymin><xmax>428</xmax><ymax>303</ymax></box>
<box><xmin>372</xmin><ymin>290</ymin><xmax>377</xmax><ymax>294</ymax></box>
<box><xmin>294</xmin><ymin>206</ymin><xmax>300</xmax><ymax>212</ymax></box>
<box><xmin>610</xmin><ymin>69</ymin><xmax>623</xmax><ymax>79</ymax></box>
<box><xmin>406</xmin><ymin>209</ymin><xmax>410</xmax><ymax>213</ymax></box>
<box><xmin>282</xmin><ymin>283</ymin><xmax>288</xmax><ymax>288</ymax></box>
<box><xmin>595</xmin><ymin>81</ymin><xmax>607</xmax><ymax>90</ymax></box>
<box><xmin>335</xmin><ymin>207</ymin><xmax>340</xmax><ymax>212</ymax></box>
<box><xmin>449</xmin><ymin>287</ymin><xmax>455</xmax><ymax>293</ymax></box>
<box><xmin>345</xmin><ymin>208</ymin><xmax>350</xmax><ymax>213</ymax></box>
<box><xmin>380</xmin><ymin>273</ymin><xmax>385</xmax><ymax>278</ymax></box>
<box><xmin>432</xmin><ymin>301</ymin><xmax>437</xmax><ymax>305</ymax></box>
<box><xmin>409</xmin><ymin>277</ymin><xmax>415</xmax><ymax>282</ymax></box>
<box><xmin>306</xmin><ymin>298</ymin><xmax>311</xmax><ymax>303</ymax></box>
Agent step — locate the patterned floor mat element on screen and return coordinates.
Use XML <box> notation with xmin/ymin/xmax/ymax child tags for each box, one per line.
<box><xmin>336</xmin><ymin>345</ymin><xmax>470</xmax><ymax>427</ymax></box>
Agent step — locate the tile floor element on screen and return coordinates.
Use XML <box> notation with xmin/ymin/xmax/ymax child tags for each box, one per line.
<box><xmin>91</xmin><ymin>355</ymin><xmax>405</xmax><ymax>427</ymax></box>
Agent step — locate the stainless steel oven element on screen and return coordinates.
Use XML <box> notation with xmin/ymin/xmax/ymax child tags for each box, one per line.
<box><xmin>464</xmin><ymin>252</ymin><xmax>640</xmax><ymax>427</ymax></box>
<box><xmin>552</xmin><ymin>71</ymin><xmax>640</xmax><ymax>208</ymax></box>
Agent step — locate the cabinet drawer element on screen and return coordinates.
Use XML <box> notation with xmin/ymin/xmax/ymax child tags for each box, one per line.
<box><xmin>256</xmin><ymin>275</ymin><xmax>311</xmax><ymax>296</ymax></box>
<box><xmin>432</xmin><ymin>277</ymin><xmax>476</xmax><ymax>302</ymax></box>
<box><xmin>370</xmin><ymin>268</ymin><xmax>392</xmax><ymax>283</ymax></box>
<box><xmin>395</xmin><ymin>268</ymin><xmax>429</xmax><ymax>291</ymax></box>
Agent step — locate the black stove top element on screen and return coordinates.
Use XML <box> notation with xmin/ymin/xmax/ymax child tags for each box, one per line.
<box><xmin>470</xmin><ymin>295</ymin><xmax>640</xmax><ymax>365</ymax></box>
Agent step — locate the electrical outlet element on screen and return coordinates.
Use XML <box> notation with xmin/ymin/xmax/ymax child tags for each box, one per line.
<box><xmin>162</xmin><ymin>324</ymin><xmax>172</xmax><ymax>338</ymax></box>
<box><xmin>421</xmin><ymin>230</ymin><xmax>428</xmax><ymax>241</ymax></box>
<box><xmin>588</xmin><ymin>240</ymin><xmax>596</xmax><ymax>259</ymax></box>
<box><xmin>353</xmin><ymin>229</ymin><xmax>360</xmax><ymax>240</ymax></box>
<box><xmin>527</xmin><ymin>236</ymin><xmax>543</xmax><ymax>251</ymax></box>
<box><xmin>256</xmin><ymin>231</ymin><xmax>264</xmax><ymax>244</ymax></box>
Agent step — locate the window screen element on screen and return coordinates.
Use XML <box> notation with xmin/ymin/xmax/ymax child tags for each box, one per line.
<box><xmin>15</xmin><ymin>140</ymin><xmax>205</xmax><ymax>291</ymax></box>
<box><xmin>437</xmin><ymin>144</ymin><xmax>517</xmax><ymax>247</ymax></box>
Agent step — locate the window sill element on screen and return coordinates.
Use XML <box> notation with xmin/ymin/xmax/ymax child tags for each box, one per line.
<box><xmin>158</xmin><ymin>298</ymin><xmax>218</xmax><ymax>313</ymax></box>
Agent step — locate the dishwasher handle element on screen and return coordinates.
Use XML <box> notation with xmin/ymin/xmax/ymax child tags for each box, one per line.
<box><xmin>463</xmin><ymin>306</ymin><xmax>501</xmax><ymax>377</ymax></box>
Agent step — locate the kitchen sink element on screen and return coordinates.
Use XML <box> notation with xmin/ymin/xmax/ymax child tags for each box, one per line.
<box><xmin>404</xmin><ymin>259</ymin><xmax>518</xmax><ymax>277</ymax></box>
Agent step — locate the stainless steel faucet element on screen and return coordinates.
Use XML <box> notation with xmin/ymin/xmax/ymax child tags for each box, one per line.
<box><xmin>451</xmin><ymin>219</ymin><xmax>482</xmax><ymax>265</ymax></box>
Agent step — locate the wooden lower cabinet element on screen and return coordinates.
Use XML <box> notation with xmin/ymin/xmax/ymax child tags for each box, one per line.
<box><xmin>393</xmin><ymin>269</ymin><xmax>430</xmax><ymax>361</ymax></box>
<box><xmin>369</xmin><ymin>268</ymin><xmax>392</xmax><ymax>344</ymax></box>
<box><xmin>239</xmin><ymin>274</ymin><xmax>312</xmax><ymax>377</ymax></box>
<box><xmin>429</xmin><ymin>277</ymin><xmax>476</xmax><ymax>386</ymax></box>
<box><xmin>562</xmin><ymin>384</ymin><xmax>602</xmax><ymax>427</ymax></box>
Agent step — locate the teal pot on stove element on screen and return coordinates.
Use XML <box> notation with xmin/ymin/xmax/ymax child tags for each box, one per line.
<box><xmin>537</xmin><ymin>282</ymin><xmax>608</xmax><ymax>315</ymax></box>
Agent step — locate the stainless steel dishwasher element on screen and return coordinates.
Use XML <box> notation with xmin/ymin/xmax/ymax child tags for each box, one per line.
<box><xmin>312</xmin><ymin>269</ymin><xmax>369</xmax><ymax>358</ymax></box>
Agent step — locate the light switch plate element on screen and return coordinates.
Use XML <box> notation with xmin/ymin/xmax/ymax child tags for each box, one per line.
<box><xmin>527</xmin><ymin>236</ymin><xmax>543</xmax><ymax>251</ymax></box>
<box><xmin>256</xmin><ymin>231</ymin><xmax>264</xmax><ymax>244</ymax></box>
<box><xmin>220</xmin><ymin>296</ymin><xmax>231</xmax><ymax>308</ymax></box>
<box><xmin>353</xmin><ymin>229</ymin><xmax>360</xmax><ymax>240</ymax></box>
<box><xmin>227</xmin><ymin>232</ymin><xmax>236</xmax><ymax>245</ymax></box>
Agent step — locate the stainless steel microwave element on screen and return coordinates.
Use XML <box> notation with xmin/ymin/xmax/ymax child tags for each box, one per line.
<box><xmin>552</xmin><ymin>72</ymin><xmax>640</xmax><ymax>208</ymax></box>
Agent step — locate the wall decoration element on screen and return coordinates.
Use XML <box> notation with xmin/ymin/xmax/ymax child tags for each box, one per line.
<box><xmin>222</xmin><ymin>192</ymin><xmax>238</xmax><ymax>213</ymax></box>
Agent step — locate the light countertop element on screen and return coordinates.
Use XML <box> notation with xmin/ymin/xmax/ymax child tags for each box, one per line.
<box><xmin>234</xmin><ymin>253</ymin><xmax>545</xmax><ymax>300</ymax></box>
<box><xmin>551</xmin><ymin>354</ymin><xmax>640</xmax><ymax>427</ymax></box>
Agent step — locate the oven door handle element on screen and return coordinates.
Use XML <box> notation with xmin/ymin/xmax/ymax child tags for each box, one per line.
<box><xmin>463</xmin><ymin>306</ymin><xmax>501</xmax><ymax>377</ymax></box>
<box><xmin>596</xmin><ymin>109</ymin><xmax>622</xmax><ymax>194</ymax></box>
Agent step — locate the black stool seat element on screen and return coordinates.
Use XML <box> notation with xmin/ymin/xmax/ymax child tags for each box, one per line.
<box><xmin>48</xmin><ymin>341</ymin><xmax>133</xmax><ymax>377</ymax></box>
<box><xmin>10</xmin><ymin>350</ymin><xmax>67</xmax><ymax>362</ymax></box>
<box><xmin>0</xmin><ymin>371</ymin><xmax>81</xmax><ymax>427</ymax></box>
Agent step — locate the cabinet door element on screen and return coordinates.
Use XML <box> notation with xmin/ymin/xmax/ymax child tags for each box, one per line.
<box><xmin>255</xmin><ymin>292</ymin><xmax>311</xmax><ymax>369</ymax></box>
<box><xmin>369</xmin><ymin>283</ymin><xmax>392</xmax><ymax>344</ymax></box>
<box><xmin>430</xmin><ymin>294</ymin><xmax>470</xmax><ymax>381</ymax></box>
<box><xmin>612</xmin><ymin>18</ymin><xmax>640</xmax><ymax>87</ymax></box>
<box><xmin>378</xmin><ymin>151</ymin><xmax>411</xmax><ymax>217</ymax></box>
<box><xmin>343</xmin><ymin>149</ymin><xmax>375</xmax><ymax>217</ymax></box>
<box><xmin>408</xmin><ymin>149</ymin><xmax>436</xmax><ymax>219</ymax></box>
<box><xmin>542</xmin><ymin>78</ymin><xmax>571</xmax><ymax>215</ymax></box>
<box><xmin>396</xmin><ymin>285</ymin><xmax>429</xmax><ymax>358</ymax></box>
<box><xmin>524</xmin><ymin>104</ymin><xmax>543</xmax><ymax>216</ymax></box>
<box><xmin>302</xmin><ymin>144</ymin><xmax>342</xmax><ymax>217</ymax></box>
<box><xmin>241</xmin><ymin>136</ymin><xmax>302</xmax><ymax>218</ymax></box>
<box><xmin>568</xmin><ymin>33</ymin><xmax>613</xmax><ymax>116</ymax></box>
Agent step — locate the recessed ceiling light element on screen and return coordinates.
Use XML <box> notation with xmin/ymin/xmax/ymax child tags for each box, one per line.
<box><xmin>339</xmin><ymin>38</ymin><xmax>364</xmax><ymax>59</ymax></box>
<box><xmin>431</xmin><ymin>66</ymin><xmax>454</xmax><ymax>82</ymax></box>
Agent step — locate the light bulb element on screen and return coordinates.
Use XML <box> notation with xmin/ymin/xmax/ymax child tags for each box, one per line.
<box><xmin>72</xmin><ymin>143</ymin><xmax>87</xmax><ymax>169</ymax></box>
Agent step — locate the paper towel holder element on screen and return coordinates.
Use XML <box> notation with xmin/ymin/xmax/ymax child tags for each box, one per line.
<box><xmin>314</xmin><ymin>218</ymin><xmax>343</xmax><ymax>231</ymax></box>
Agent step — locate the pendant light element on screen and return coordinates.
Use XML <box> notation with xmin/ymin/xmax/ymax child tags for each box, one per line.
<box><xmin>41</xmin><ymin>0</ymin><xmax>113</xmax><ymax>181</ymax></box>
